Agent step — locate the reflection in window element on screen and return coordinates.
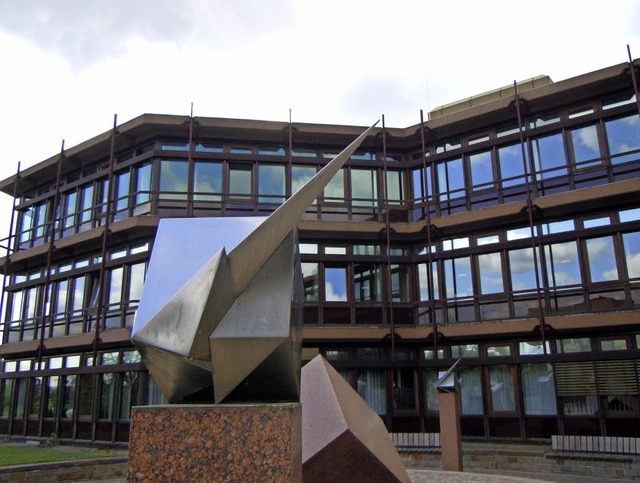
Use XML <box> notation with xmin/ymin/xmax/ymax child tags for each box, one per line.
<box><xmin>119</xmin><ymin>371</ymin><xmax>140</xmax><ymax>420</ymax></box>
<box><xmin>353</xmin><ymin>264</ymin><xmax>382</xmax><ymax>302</ymax></box>
<box><xmin>519</xmin><ymin>341</ymin><xmax>550</xmax><ymax>355</ymax></box>
<box><xmin>324</xmin><ymin>169</ymin><xmax>344</xmax><ymax>201</ymax></box>
<box><xmin>194</xmin><ymin>162</ymin><xmax>222</xmax><ymax>201</ymax></box>
<box><xmin>393</xmin><ymin>368</ymin><xmax>416</xmax><ymax>410</ymax></box>
<box><xmin>522</xmin><ymin>364</ymin><xmax>556</xmax><ymax>415</ymax></box>
<box><xmin>258</xmin><ymin>164</ymin><xmax>285</xmax><ymax>203</ymax></box>
<box><xmin>99</xmin><ymin>373</ymin><xmax>115</xmax><ymax>419</ymax></box>
<box><xmin>301</xmin><ymin>263</ymin><xmax>319</xmax><ymax>301</ymax></box>
<box><xmin>556</xmin><ymin>337</ymin><xmax>591</xmax><ymax>353</ymax></box>
<box><xmin>135</xmin><ymin>164</ymin><xmax>152</xmax><ymax>206</ymax></box>
<box><xmin>424</xmin><ymin>369</ymin><xmax>440</xmax><ymax>411</ymax></box>
<box><xmin>571</xmin><ymin>125</ymin><xmax>601</xmax><ymax>168</ymax></box>
<box><xmin>386</xmin><ymin>171</ymin><xmax>404</xmax><ymax>202</ymax></box>
<box><xmin>531</xmin><ymin>133</ymin><xmax>567</xmax><ymax>179</ymax></box>
<box><xmin>443</xmin><ymin>257</ymin><xmax>473</xmax><ymax>298</ymax></box>
<box><xmin>478</xmin><ymin>252</ymin><xmax>504</xmax><ymax>294</ymax></box>
<box><xmin>357</xmin><ymin>370</ymin><xmax>386</xmax><ymax>415</ymax></box>
<box><xmin>459</xmin><ymin>367</ymin><xmax>483</xmax><ymax>415</ymax></box>
<box><xmin>563</xmin><ymin>396</ymin><xmax>598</xmax><ymax>415</ymax></box>
<box><xmin>545</xmin><ymin>241</ymin><xmax>581</xmax><ymax>287</ymax></box>
<box><xmin>159</xmin><ymin>160</ymin><xmax>188</xmax><ymax>200</ymax></box>
<box><xmin>451</xmin><ymin>344</ymin><xmax>478</xmax><ymax>358</ymax></box>
<box><xmin>438</xmin><ymin>158</ymin><xmax>464</xmax><ymax>200</ymax></box>
<box><xmin>418</xmin><ymin>262</ymin><xmax>439</xmax><ymax>301</ymax></box>
<box><xmin>586</xmin><ymin>236</ymin><xmax>618</xmax><ymax>282</ymax></box>
<box><xmin>229</xmin><ymin>164</ymin><xmax>252</xmax><ymax>199</ymax></box>
<box><xmin>351</xmin><ymin>169</ymin><xmax>377</xmax><ymax>207</ymax></box>
<box><xmin>489</xmin><ymin>365</ymin><xmax>515</xmax><ymax>412</ymax></box>
<box><xmin>292</xmin><ymin>165</ymin><xmax>316</xmax><ymax>194</ymax></box>
<box><xmin>390</xmin><ymin>264</ymin><xmax>410</xmax><ymax>302</ymax></box>
<box><xmin>468</xmin><ymin>150</ymin><xmax>493</xmax><ymax>189</ymax></box>
<box><xmin>605</xmin><ymin>114</ymin><xmax>640</xmax><ymax>164</ymax></box>
<box><xmin>622</xmin><ymin>232</ymin><xmax>640</xmax><ymax>278</ymax></box>
<box><xmin>325</xmin><ymin>266</ymin><xmax>347</xmax><ymax>301</ymax></box>
<box><xmin>600</xmin><ymin>339</ymin><xmax>627</xmax><ymax>351</ymax></box>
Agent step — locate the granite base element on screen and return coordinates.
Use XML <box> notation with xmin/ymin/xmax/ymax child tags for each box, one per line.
<box><xmin>128</xmin><ymin>403</ymin><xmax>301</xmax><ymax>482</ymax></box>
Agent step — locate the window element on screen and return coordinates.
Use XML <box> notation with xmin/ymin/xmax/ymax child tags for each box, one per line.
<box><xmin>478</xmin><ymin>252</ymin><xmax>504</xmax><ymax>294</ymax></box>
<box><xmin>600</xmin><ymin>339</ymin><xmax>627</xmax><ymax>351</ymax></box>
<box><xmin>119</xmin><ymin>372</ymin><xmax>140</xmax><ymax>420</ymax></box>
<box><xmin>443</xmin><ymin>257</ymin><xmax>473</xmax><ymax>298</ymax></box>
<box><xmin>353</xmin><ymin>263</ymin><xmax>382</xmax><ymax>302</ymax></box>
<box><xmin>521</xmin><ymin>364</ymin><xmax>556</xmax><ymax>415</ymax></box>
<box><xmin>324</xmin><ymin>266</ymin><xmax>347</xmax><ymax>301</ymax></box>
<box><xmin>385</xmin><ymin>171</ymin><xmax>403</xmax><ymax>202</ymax></box>
<box><xmin>585</xmin><ymin>236</ymin><xmax>618</xmax><ymax>282</ymax></box>
<box><xmin>194</xmin><ymin>161</ymin><xmax>223</xmax><ymax>201</ymax></box>
<box><xmin>488</xmin><ymin>365</ymin><xmax>515</xmax><ymax>412</ymax></box>
<box><xmin>437</xmin><ymin>158</ymin><xmax>464</xmax><ymax>200</ymax></box>
<box><xmin>393</xmin><ymin>368</ymin><xmax>416</xmax><ymax>410</ymax></box>
<box><xmin>412</xmin><ymin>167</ymin><xmax>431</xmax><ymax>201</ymax></box>
<box><xmin>519</xmin><ymin>341</ymin><xmax>549</xmax><ymax>355</ymax></box>
<box><xmin>544</xmin><ymin>241</ymin><xmax>581</xmax><ymax>287</ymax></box>
<box><xmin>531</xmin><ymin>133</ymin><xmax>567</xmax><ymax>179</ymax></box>
<box><xmin>78</xmin><ymin>184</ymin><xmax>94</xmax><ymax>231</ymax></box>
<box><xmin>45</xmin><ymin>376</ymin><xmax>59</xmax><ymax>418</ymax></box>
<box><xmin>418</xmin><ymin>262</ymin><xmax>439</xmax><ymax>301</ymax></box>
<box><xmin>605</xmin><ymin>114</ymin><xmax>640</xmax><ymax>164</ymax></box>
<box><xmin>258</xmin><ymin>164</ymin><xmax>285</xmax><ymax>203</ymax></box>
<box><xmin>301</xmin><ymin>263</ymin><xmax>319</xmax><ymax>301</ymax></box>
<box><xmin>556</xmin><ymin>337</ymin><xmax>591</xmax><ymax>353</ymax></box>
<box><xmin>98</xmin><ymin>373</ymin><xmax>116</xmax><ymax>419</ymax></box>
<box><xmin>458</xmin><ymin>367</ymin><xmax>483</xmax><ymax>415</ymax></box>
<box><xmin>424</xmin><ymin>369</ymin><xmax>440</xmax><ymax>411</ymax></box>
<box><xmin>570</xmin><ymin>124</ymin><xmax>601</xmax><ymax>168</ymax></box>
<box><xmin>451</xmin><ymin>344</ymin><xmax>478</xmax><ymax>358</ymax></box>
<box><xmin>351</xmin><ymin>169</ymin><xmax>377</xmax><ymax>207</ymax></box>
<box><xmin>135</xmin><ymin>163</ymin><xmax>152</xmax><ymax>206</ymax></box>
<box><xmin>468</xmin><ymin>150</ymin><xmax>493</xmax><ymax>190</ymax></box>
<box><xmin>357</xmin><ymin>370</ymin><xmax>386</xmax><ymax>415</ymax></box>
<box><xmin>292</xmin><ymin>165</ymin><xmax>316</xmax><ymax>194</ymax></box>
<box><xmin>1</xmin><ymin>379</ymin><xmax>14</xmax><ymax>417</ymax></box>
<box><xmin>622</xmin><ymin>232</ymin><xmax>640</xmax><ymax>278</ymax></box>
<box><xmin>229</xmin><ymin>164</ymin><xmax>252</xmax><ymax>199</ymax></box>
<box><xmin>390</xmin><ymin>264</ymin><xmax>410</xmax><ymax>302</ymax></box>
<box><xmin>114</xmin><ymin>171</ymin><xmax>131</xmax><ymax>217</ymax></box>
<box><xmin>159</xmin><ymin>160</ymin><xmax>188</xmax><ymax>200</ymax></box>
<box><xmin>324</xmin><ymin>169</ymin><xmax>344</xmax><ymax>201</ymax></box>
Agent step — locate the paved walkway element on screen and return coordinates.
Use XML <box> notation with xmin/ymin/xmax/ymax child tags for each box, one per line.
<box><xmin>408</xmin><ymin>469</ymin><xmax>547</xmax><ymax>481</ymax></box>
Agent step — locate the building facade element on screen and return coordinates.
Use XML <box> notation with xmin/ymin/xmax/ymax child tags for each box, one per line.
<box><xmin>0</xmin><ymin>59</ymin><xmax>639</xmax><ymax>444</ymax></box>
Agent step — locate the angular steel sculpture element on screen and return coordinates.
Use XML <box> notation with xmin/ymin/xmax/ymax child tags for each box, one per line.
<box><xmin>301</xmin><ymin>355</ymin><xmax>410</xmax><ymax>483</ymax></box>
<box><xmin>132</xmin><ymin>122</ymin><xmax>378</xmax><ymax>403</ymax></box>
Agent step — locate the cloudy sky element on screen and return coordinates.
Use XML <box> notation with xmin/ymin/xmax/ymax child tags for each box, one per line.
<box><xmin>0</xmin><ymin>0</ymin><xmax>639</xmax><ymax>238</ymax></box>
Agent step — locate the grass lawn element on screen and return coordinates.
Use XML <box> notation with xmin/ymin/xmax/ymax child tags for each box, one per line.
<box><xmin>0</xmin><ymin>442</ymin><xmax>127</xmax><ymax>467</ymax></box>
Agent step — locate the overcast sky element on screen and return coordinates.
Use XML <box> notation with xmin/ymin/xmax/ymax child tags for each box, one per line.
<box><xmin>0</xmin><ymin>0</ymin><xmax>639</xmax><ymax>239</ymax></box>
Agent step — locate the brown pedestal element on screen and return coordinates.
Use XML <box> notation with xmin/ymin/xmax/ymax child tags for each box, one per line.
<box><xmin>128</xmin><ymin>403</ymin><xmax>301</xmax><ymax>482</ymax></box>
<box><xmin>438</xmin><ymin>392</ymin><xmax>463</xmax><ymax>472</ymax></box>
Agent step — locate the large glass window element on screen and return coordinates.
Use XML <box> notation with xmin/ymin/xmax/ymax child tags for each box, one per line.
<box><xmin>351</xmin><ymin>169</ymin><xmax>377</xmax><ymax>207</ymax></box>
<box><xmin>129</xmin><ymin>263</ymin><xmax>146</xmax><ymax>304</ymax></box>
<box><xmin>62</xmin><ymin>375</ymin><xmax>76</xmax><ymax>418</ymax></box>
<box><xmin>353</xmin><ymin>263</ymin><xmax>382</xmax><ymax>302</ymax></box>
<box><xmin>424</xmin><ymin>369</ymin><xmax>440</xmax><ymax>411</ymax></box>
<box><xmin>570</xmin><ymin>124</ymin><xmax>601</xmax><ymax>168</ymax></box>
<box><xmin>390</xmin><ymin>264</ymin><xmax>410</xmax><ymax>302</ymax></box>
<box><xmin>509</xmin><ymin>247</ymin><xmax>538</xmax><ymax>291</ymax></box>
<box><xmin>292</xmin><ymin>165</ymin><xmax>316</xmax><ymax>194</ymax></box>
<box><xmin>159</xmin><ymin>160</ymin><xmax>188</xmax><ymax>200</ymax></box>
<box><xmin>258</xmin><ymin>164</ymin><xmax>285</xmax><ymax>203</ymax></box>
<box><xmin>229</xmin><ymin>164</ymin><xmax>252</xmax><ymax>199</ymax></box>
<box><xmin>478</xmin><ymin>252</ymin><xmax>504</xmax><ymax>294</ymax></box>
<box><xmin>324</xmin><ymin>169</ymin><xmax>344</xmax><ymax>202</ymax></box>
<box><xmin>605</xmin><ymin>114</ymin><xmax>640</xmax><ymax>164</ymax></box>
<box><xmin>521</xmin><ymin>364</ymin><xmax>556</xmax><ymax>415</ymax></box>
<box><xmin>62</xmin><ymin>191</ymin><xmax>77</xmax><ymax>236</ymax></box>
<box><xmin>458</xmin><ymin>367</ymin><xmax>483</xmax><ymax>415</ymax></box>
<box><xmin>443</xmin><ymin>257</ymin><xmax>473</xmax><ymax>298</ymax></box>
<box><xmin>135</xmin><ymin>163</ymin><xmax>152</xmax><ymax>206</ymax></box>
<box><xmin>468</xmin><ymin>150</ymin><xmax>493</xmax><ymax>190</ymax></box>
<box><xmin>325</xmin><ymin>266</ymin><xmax>347</xmax><ymax>301</ymax></box>
<box><xmin>585</xmin><ymin>236</ymin><xmax>618</xmax><ymax>282</ymax></box>
<box><xmin>437</xmin><ymin>158</ymin><xmax>464</xmax><ymax>200</ymax></box>
<box><xmin>79</xmin><ymin>184</ymin><xmax>94</xmax><ymax>230</ymax></box>
<box><xmin>1</xmin><ymin>379</ymin><xmax>14</xmax><ymax>417</ymax></box>
<box><xmin>114</xmin><ymin>171</ymin><xmax>131</xmax><ymax>216</ymax></box>
<box><xmin>488</xmin><ymin>365</ymin><xmax>515</xmax><ymax>412</ymax></box>
<box><xmin>357</xmin><ymin>370</ymin><xmax>386</xmax><ymax>415</ymax></box>
<box><xmin>393</xmin><ymin>368</ymin><xmax>416</xmax><ymax>410</ymax></box>
<box><xmin>622</xmin><ymin>231</ymin><xmax>640</xmax><ymax>278</ymax></box>
<box><xmin>531</xmin><ymin>133</ymin><xmax>567</xmax><ymax>179</ymax></box>
<box><xmin>98</xmin><ymin>373</ymin><xmax>115</xmax><ymax>420</ymax></box>
<box><xmin>194</xmin><ymin>161</ymin><xmax>222</xmax><ymax>201</ymax></box>
<box><xmin>498</xmin><ymin>144</ymin><xmax>526</xmax><ymax>187</ymax></box>
<box><xmin>119</xmin><ymin>372</ymin><xmax>140</xmax><ymax>420</ymax></box>
<box><xmin>418</xmin><ymin>262</ymin><xmax>439</xmax><ymax>301</ymax></box>
<box><xmin>301</xmin><ymin>263</ymin><xmax>319</xmax><ymax>301</ymax></box>
<box><xmin>45</xmin><ymin>376</ymin><xmax>59</xmax><ymax>418</ymax></box>
<box><xmin>545</xmin><ymin>241</ymin><xmax>581</xmax><ymax>287</ymax></box>
<box><xmin>385</xmin><ymin>171</ymin><xmax>404</xmax><ymax>202</ymax></box>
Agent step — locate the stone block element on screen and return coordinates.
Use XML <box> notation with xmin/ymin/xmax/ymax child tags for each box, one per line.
<box><xmin>128</xmin><ymin>403</ymin><xmax>301</xmax><ymax>482</ymax></box>
<box><xmin>301</xmin><ymin>355</ymin><xmax>409</xmax><ymax>483</ymax></box>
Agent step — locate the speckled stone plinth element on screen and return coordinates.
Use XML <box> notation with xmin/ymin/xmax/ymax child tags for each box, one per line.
<box><xmin>127</xmin><ymin>403</ymin><xmax>301</xmax><ymax>482</ymax></box>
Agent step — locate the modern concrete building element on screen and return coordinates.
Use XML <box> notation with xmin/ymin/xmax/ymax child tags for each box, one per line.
<box><xmin>0</xmin><ymin>58</ymin><xmax>638</xmax><ymax>443</ymax></box>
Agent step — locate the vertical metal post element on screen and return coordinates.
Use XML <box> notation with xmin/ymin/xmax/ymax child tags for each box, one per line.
<box><xmin>627</xmin><ymin>45</ymin><xmax>640</xmax><ymax>115</ymax></box>
<box><xmin>381</xmin><ymin>115</ymin><xmax>395</xmax><ymax>362</ymax></box>
<box><xmin>287</xmin><ymin>109</ymin><xmax>293</xmax><ymax>199</ymax></box>
<box><xmin>37</xmin><ymin>140</ymin><xmax>65</xmax><ymax>365</ymax></box>
<box><xmin>186</xmin><ymin>103</ymin><xmax>195</xmax><ymax>217</ymax></box>
<box><xmin>0</xmin><ymin>162</ymin><xmax>21</xmax><ymax>347</ymax></box>
<box><xmin>514</xmin><ymin>82</ymin><xmax>547</xmax><ymax>354</ymax></box>
<box><xmin>419</xmin><ymin>110</ymin><xmax>438</xmax><ymax>358</ymax></box>
<box><xmin>92</xmin><ymin>115</ymin><xmax>118</xmax><ymax>361</ymax></box>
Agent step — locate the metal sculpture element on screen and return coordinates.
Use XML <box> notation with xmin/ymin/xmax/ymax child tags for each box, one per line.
<box><xmin>131</xmin><ymin>122</ymin><xmax>378</xmax><ymax>403</ymax></box>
